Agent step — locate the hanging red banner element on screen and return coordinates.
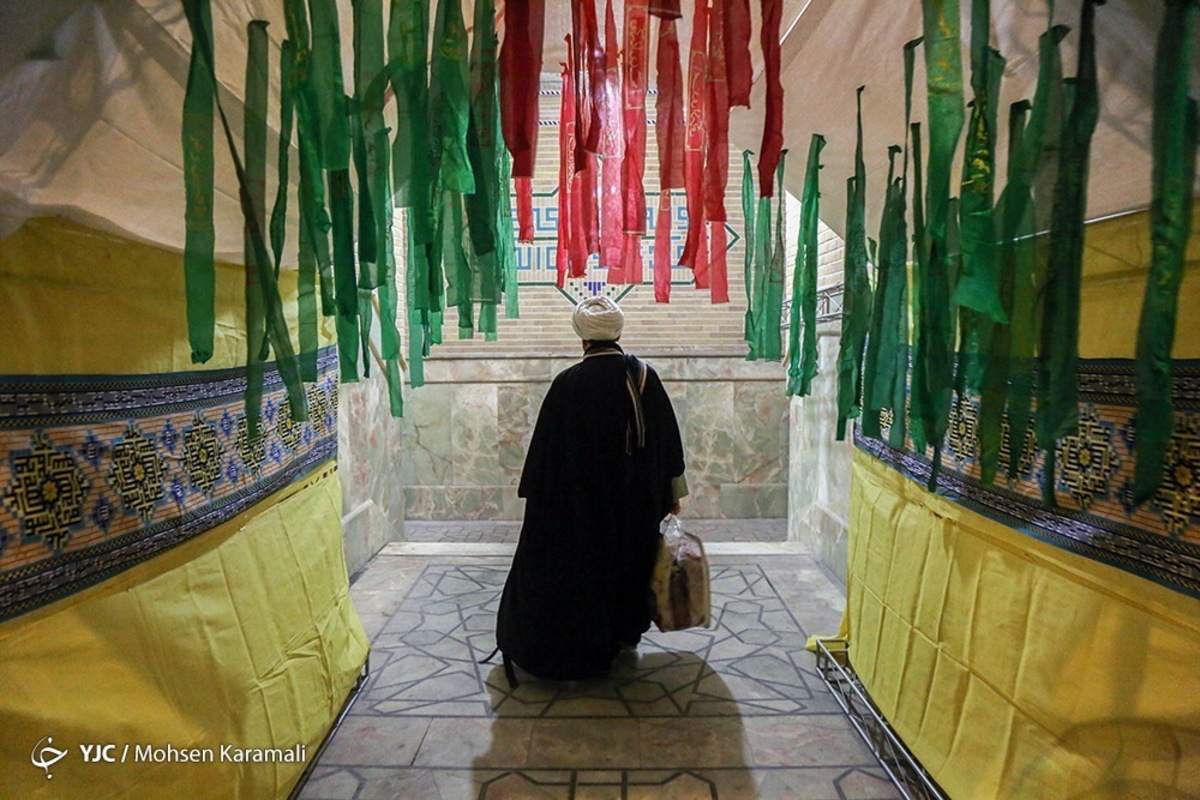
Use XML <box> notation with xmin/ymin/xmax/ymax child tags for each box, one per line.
<box><xmin>649</xmin><ymin>0</ymin><xmax>682</xmax><ymax>19</ymax></box>
<box><xmin>705</xmin><ymin>0</ymin><xmax>730</xmax><ymax>222</ymax></box>
<box><xmin>679</xmin><ymin>0</ymin><xmax>709</xmax><ymax>270</ymax></box>
<box><xmin>710</xmin><ymin>221</ymin><xmax>729</xmax><ymax>302</ymax></box>
<box><xmin>725</xmin><ymin>0</ymin><xmax>752</xmax><ymax>107</ymax></box>
<box><xmin>758</xmin><ymin>0</ymin><xmax>784</xmax><ymax>197</ymax></box>
<box><xmin>656</xmin><ymin>18</ymin><xmax>685</xmax><ymax>190</ymax></box>
<box><xmin>500</xmin><ymin>0</ymin><xmax>545</xmax><ymax>234</ymax></box>
<box><xmin>621</xmin><ymin>0</ymin><xmax>650</xmax><ymax>243</ymax></box>
<box><xmin>622</xmin><ymin>234</ymin><xmax>645</xmax><ymax>284</ymax></box>
<box><xmin>556</xmin><ymin>58</ymin><xmax>576</xmax><ymax>287</ymax></box>
<box><xmin>600</xmin><ymin>0</ymin><xmax>625</xmax><ymax>273</ymax></box>
<box><xmin>654</xmin><ymin>191</ymin><xmax>673</xmax><ymax>302</ymax></box>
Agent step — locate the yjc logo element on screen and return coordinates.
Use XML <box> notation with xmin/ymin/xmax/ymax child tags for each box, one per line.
<box><xmin>30</xmin><ymin>736</ymin><xmax>68</xmax><ymax>779</ymax></box>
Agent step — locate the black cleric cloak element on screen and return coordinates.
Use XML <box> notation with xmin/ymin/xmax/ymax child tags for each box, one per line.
<box><xmin>495</xmin><ymin>342</ymin><xmax>686</xmax><ymax>680</ymax></box>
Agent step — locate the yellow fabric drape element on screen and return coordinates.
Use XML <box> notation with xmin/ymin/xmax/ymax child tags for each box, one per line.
<box><xmin>1</xmin><ymin>218</ymin><xmax>363</xmax><ymax>798</ymax></box>
<box><xmin>845</xmin><ymin>211</ymin><xmax>1200</xmax><ymax>798</ymax></box>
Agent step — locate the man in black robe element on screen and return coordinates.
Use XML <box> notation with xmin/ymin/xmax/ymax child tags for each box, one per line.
<box><xmin>495</xmin><ymin>295</ymin><xmax>687</xmax><ymax>681</ymax></box>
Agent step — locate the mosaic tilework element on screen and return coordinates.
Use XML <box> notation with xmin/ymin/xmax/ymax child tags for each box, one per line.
<box><xmin>0</xmin><ymin>348</ymin><xmax>339</xmax><ymax>621</ymax></box>
<box><xmin>300</xmin><ymin>554</ymin><xmax>896</xmax><ymax>799</ymax></box>
<box><xmin>858</xmin><ymin>358</ymin><xmax>1200</xmax><ymax>599</ymax></box>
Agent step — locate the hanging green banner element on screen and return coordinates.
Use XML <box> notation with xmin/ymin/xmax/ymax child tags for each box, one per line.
<box><xmin>917</xmin><ymin>0</ymin><xmax>964</xmax><ymax>463</ymax></box>
<box><xmin>1036</xmin><ymin>0</ymin><xmax>1102</xmax><ymax>505</ymax></box>
<box><xmin>836</xmin><ymin>87</ymin><xmax>871</xmax><ymax>441</ymax></box>
<box><xmin>862</xmin><ymin>146</ymin><xmax>904</xmax><ymax>437</ymax></box>
<box><xmin>787</xmin><ymin>134</ymin><xmax>825</xmax><ymax>397</ymax></box>
<box><xmin>243</xmin><ymin>21</ymin><xmax>270</xmax><ymax>438</ymax></box>
<box><xmin>431</xmin><ymin>0</ymin><xmax>476</xmax><ymax>194</ymax></box>
<box><xmin>1134</xmin><ymin>0</ymin><xmax>1199</xmax><ymax>504</ymax></box>
<box><xmin>742</xmin><ymin>149</ymin><xmax>758</xmax><ymax>358</ymax></box>
<box><xmin>181</xmin><ymin>0</ymin><xmax>215</xmax><ymax>364</ymax></box>
<box><xmin>309</xmin><ymin>0</ymin><xmax>350</xmax><ymax>170</ymax></box>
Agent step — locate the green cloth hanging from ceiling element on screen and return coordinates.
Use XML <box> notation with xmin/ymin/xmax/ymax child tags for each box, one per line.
<box><xmin>887</xmin><ymin>37</ymin><xmax>919</xmax><ymax>452</ymax></box>
<box><xmin>978</xmin><ymin>100</ymin><xmax>1029</xmax><ymax>485</ymax></box>
<box><xmin>753</xmin><ymin>152</ymin><xmax>787</xmax><ymax>362</ymax></box>
<box><xmin>309</xmin><ymin>0</ymin><xmax>350</xmax><ymax>170</ymax></box>
<box><xmin>244</xmin><ymin>21</ymin><xmax>270</xmax><ymax>439</ymax></box>
<box><xmin>836</xmin><ymin>87</ymin><xmax>871</xmax><ymax>441</ymax></box>
<box><xmin>861</xmin><ymin>145</ymin><xmax>903</xmax><ymax>438</ymax></box>
<box><xmin>1036</xmin><ymin>0</ymin><xmax>1102</xmax><ymax>506</ymax></box>
<box><xmin>181</xmin><ymin>0</ymin><xmax>215</xmax><ymax>365</ymax></box>
<box><xmin>909</xmin><ymin>120</ymin><xmax>929</xmax><ymax>452</ymax></box>
<box><xmin>786</xmin><ymin>134</ymin><xmax>824</xmax><ymax>398</ymax></box>
<box><xmin>916</xmin><ymin>0</ymin><xmax>964</xmax><ymax>469</ymax></box>
<box><xmin>270</xmin><ymin>40</ymin><xmax>295</xmax><ymax>281</ymax></box>
<box><xmin>1134</xmin><ymin>0</ymin><xmax>1199</xmax><ymax>505</ymax></box>
<box><xmin>330</xmin><ymin>166</ymin><xmax>360</xmax><ymax>382</ymax></box>
<box><xmin>742</xmin><ymin>149</ymin><xmax>758</xmax><ymax>358</ymax></box>
<box><xmin>431</xmin><ymin>0</ymin><xmax>476</xmax><ymax>195</ymax></box>
<box><xmin>953</xmin><ymin>0</ymin><xmax>1006</xmax><ymax>325</ymax></box>
<box><xmin>181</xmin><ymin>0</ymin><xmax>308</xmax><ymax>430</ymax></box>
<box><xmin>1006</xmin><ymin>22</ymin><xmax>1068</xmax><ymax>481</ymax></box>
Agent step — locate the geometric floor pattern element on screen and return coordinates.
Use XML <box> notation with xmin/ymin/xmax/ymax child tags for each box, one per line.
<box><xmin>300</xmin><ymin>546</ymin><xmax>900</xmax><ymax>799</ymax></box>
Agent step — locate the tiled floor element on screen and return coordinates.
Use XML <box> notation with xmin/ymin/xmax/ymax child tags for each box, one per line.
<box><xmin>299</xmin><ymin>525</ymin><xmax>897</xmax><ymax>800</ymax></box>
<box><xmin>403</xmin><ymin>519</ymin><xmax>790</xmax><ymax>544</ymax></box>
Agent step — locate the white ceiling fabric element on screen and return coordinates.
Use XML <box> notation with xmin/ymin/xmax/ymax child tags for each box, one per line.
<box><xmin>0</xmin><ymin>0</ymin><xmax>1189</xmax><ymax>262</ymax></box>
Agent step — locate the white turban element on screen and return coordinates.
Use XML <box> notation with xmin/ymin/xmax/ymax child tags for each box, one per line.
<box><xmin>572</xmin><ymin>295</ymin><xmax>625</xmax><ymax>341</ymax></box>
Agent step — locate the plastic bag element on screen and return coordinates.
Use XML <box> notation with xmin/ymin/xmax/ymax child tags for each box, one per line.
<box><xmin>649</xmin><ymin>514</ymin><xmax>712</xmax><ymax>632</ymax></box>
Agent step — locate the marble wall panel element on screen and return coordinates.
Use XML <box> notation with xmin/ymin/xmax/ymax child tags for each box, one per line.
<box><xmin>403</xmin><ymin>383</ymin><xmax>455</xmax><ymax>487</ymax></box>
<box><xmin>339</xmin><ymin>370</ymin><xmax>407</xmax><ymax>575</ymax></box>
<box><xmin>402</xmin><ymin>356</ymin><xmax>791</xmax><ymax>521</ymax></box>
<box><xmin>733</xmin><ymin>381</ymin><xmax>789</xmax><ymax>485</ymax></box>
<box><xmin>788</xmin><ymin>330</ymin><xmax>853</xmax><ymax>584</ymax></box>
<box><xmin>677</xmin><ymin>382</ymin><xmax>740</xmax><ymax>484</ymax></box>
<box><xmin>497</xmin><ymin>384</ymin><xmax>547</xmax><ymax>484</ymax></box>
<box><xmin>718</xmin><ymin>484</ymin><xmax>788</xmax><ymax>518</ymax></box>
<box><xmin>404</xmin><ymin>487</ymin><xmax>509</xmax><ymax>520</ymax></box>
<box><xmin>449</xmin><ymin>384</ymin><xmax>501</xmax><ymax>487</ymax></box>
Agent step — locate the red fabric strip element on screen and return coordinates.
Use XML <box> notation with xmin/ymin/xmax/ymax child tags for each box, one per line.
<box><xmin>679</xmin><ymin>0</ymin><xmax>709</xmax><ymax>270</ymax></box>
<box><xmin>757</xmin><ymin>0</ymin><xmax>784</xmax><ymax>197</ymax></box>
<box><xmin>556</xmin><ymin>58</ymin><xmax>575</xmax><ymax>288</ymax></box>
<box><xmin>649</xmin><ymin>0</ymin><xmax>682</xmax><ymax>19</ymax></box>
<box><xmin>581</xmin><ymin>0</ymin><xmax>604</xmax><ymax>154</ymax></box>
<box><xmin>693</xmin><ymin>214</ymin><xmax>710</xmax><ymax>289</ymax></box>
<box><xmin>500</xmin><ymin>0</ymin><xmax>545</xmax><ymax>179</ymax></box>
<box><xmin>582</xmin><ymin>151</ymin><xmax>600</xmax><ymax>255</ymax></box>
<box><xmin>515</xmin><ymin>177</ymin><xmax>534</xmax><ymax>242</ymax></box>
<box><xmin>705</xmin><ymin>0</ymin><xmax>730</xmax><ymax>222</ymax></box>
<box><xmin>623</xmin><ymin>233</ymin><xmax>645</xmax><ymax>284</ymax></box>
<box><xmin>654</xmin><ymin>190</ymin><xmax>673</xmax><ymax>302</ymax></box>
<box><xmin>600</xmin><ymin>0</ymin><xmax>625</xmax><ymax>270</ymax></box>
<box><xmin>709</xmin><ymin>221</ymin><xmax>729</xmax><ymax>302</ymax></box>
<box><xmin>725</xmin><ymin>0</ymin><xmax>752</xmax><ymax>107</ymax></box>
<box><xmin>655</xmin><ymin>18</ymin><xmax>685</xmax><ymax>190</ymax></box>
<box><xmin>621</xmin><ymin>0</ymin><xmax>650</xmax><ymax>239</ymax></box>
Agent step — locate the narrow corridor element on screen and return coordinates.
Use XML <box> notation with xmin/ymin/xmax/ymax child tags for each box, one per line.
<box><xmin>298</xmin><ymin>522</ymin><xmax>899</xmax><ymax>799</ymax></box>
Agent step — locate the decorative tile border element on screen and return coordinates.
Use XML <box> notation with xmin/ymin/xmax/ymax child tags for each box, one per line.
<box><xmin>856</xmin><ymin>358</ymin><xmax>1200</xmax><ymax>599</ymax></box>
<box><xmin>0</xmin><ymin>348</ymin><xmax>339</xmax><ymax>621</ymax></box>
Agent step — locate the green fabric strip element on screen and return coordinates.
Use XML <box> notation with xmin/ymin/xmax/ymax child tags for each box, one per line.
<box><xmin>431</xmin><ymin>0</ymin><xmax>476</xmax><ymax>195</ymax></box>
<box><xmin>330</xmin><ymin>167</ymin><xmax>360</xmax><ymax>381</ymax></box>
<box><xmin>953</xmin><ymin>0</ymin><xmax>1006</xmax><ymax>323</ymax></box>
<box><xmin>1134</xmin><ymin>0</ymin><xmax>1199</xmax><ymax>504</ymax></box>
<box><xmin>389</xmin><ymin>0</ymin><xmax>430</xmax><ymax>207</ymax></box>
<box><xmin>863</xmin><ymin>146</ymin><xmax>905</xmax><ymax>438</ymax></box>
<box><xmin>406</xmin><ymin>224</ymin><xmax>427</xmax><ymax>387</ymax></box>
<box><xmin>357</xmin><ymin>286</ymin><xmax>373</xmax><ymax>377</ymax></box>
<box><xmin>1007</xmin><ymin>23</ymin><xmax>1068</xmax><ymax>480</ymax></box>
<box><xmin>787</xmin><ymin>134</ymin><xmax>824</xmax><ymax>397</ymax></box>
<box><xmin>182</xmin><ymin>0</ymin><xmax>216</xmax><ymax>364</ymax></box>
<box><xmin>978</xmin><ymin>100</ymin><xmax>1029</xmax><ymax>485</ymax></box>
<box><xmin>270</xmin><ymin>40</ymin><xmax>296</xmax><ymax>281</ymax></box>
<box><xmin>909</xmin><ymin>120</ymin><xmax>929</xmax><ymax>452</ymax></box>
<box><xmin>182</xmin><ymin>5</ymin><xmax>307</xmax><ymax>428</ymax></box>
<box><xmin>309</xmin><ymin>0</ymin><xmax>350</xmax><ymax>169</ymax></box>
<box><xmin>243</xmin><ymin>21</ymin><xmax>270</xmax><ymax>439</ymax></box>
<box><xmin>298</xmin><ymin>185</ymin><xmax>319</xmax><ymax>382</ymax></box>
<box><xmin>1036</xmin><ymin>0</ymin><xmax>1102</xmax><ymax>505</ymax></box>
<box><xmin>742</xmin><ymin>149</ymin><xmax>758</xmax><ymax>357</ymax></box>
<box><xmin>757</xmin><ymin>151</ymin><xmax>788</xmax><ymax>362</ymax></box>
<box><xmin>352</xmin><ymin>104</ymin><xmax>380</xmax><ymax>286</ymax></box>
<box><xmin>499</xmin><ymin>141</ymin><xmax>520</xmax><ymax>319</ymax></box>
<box><xmin>836</xmin><ymin>87</ymin><xmax>871</xmax><ymax>441</ymax></box>
<box><xmin>917</xmin><ymin>0</ymin><xmax>964</xmax><ymax>461</ymax></box>
<box><xmin>888</xmin><ymin>38</ymin><xmax>920</xmax><ymax>451</ymax></box>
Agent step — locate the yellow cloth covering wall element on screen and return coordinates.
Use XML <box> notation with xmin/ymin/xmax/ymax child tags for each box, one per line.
<box><xmin>0</xmin><ymin>219</ymin><xmax>367</xmax><ymax>797</ymax></box>
<box><xmin>846</xmin><ymin>212</ymin><xmax>1200</xmax><ymax>799</ymax></box>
